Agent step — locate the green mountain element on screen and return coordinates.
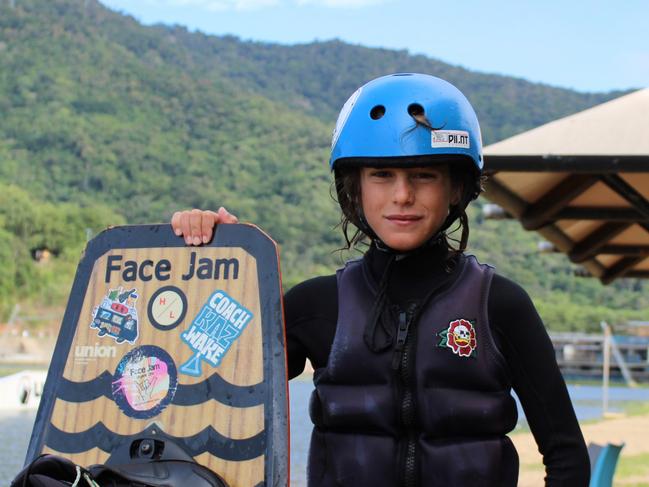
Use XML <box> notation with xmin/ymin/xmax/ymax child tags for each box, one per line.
<box><xmin>156</xmin><ymin>30</ymin><xmax>626</xmax><ymax>144</ymax></box>
<box><xmin>0</xmin><ymin>0</ymin><xmax>646</xmax><ymax>329</ymax></box>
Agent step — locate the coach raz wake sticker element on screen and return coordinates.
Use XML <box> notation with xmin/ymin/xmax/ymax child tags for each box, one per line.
<box><xmin>90</xmin><ymin>286</ymin><xmax>139</xmax><ymax>344</ymax></box>
<box><xmin>437</xmin><ymin>318</ymin><xmax>477</xmax><ymax>358</ymax></box>
<box><xmin>431</xmin><ymin>130</ymin><xmax>470</xmax><ymax>149</ymax></box>
<box><xmin>179</xmin><ymin>290</ymin><xmax>254</xmax><ymax>376</ymax></box>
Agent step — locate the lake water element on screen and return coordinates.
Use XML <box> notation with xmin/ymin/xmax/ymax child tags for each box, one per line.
<box><xmin>1</xmin><ymin>379</ymin><xmax>648</xmax><ymax>486</ymax></box>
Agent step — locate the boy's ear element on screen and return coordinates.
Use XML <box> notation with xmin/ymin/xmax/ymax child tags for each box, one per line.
<box><xmin>450</xmin><ymin>183</ymin><xmax>463</xmax><ymax>207</ymax></box>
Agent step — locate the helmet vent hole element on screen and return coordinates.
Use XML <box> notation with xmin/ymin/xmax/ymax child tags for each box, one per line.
<box><xmin>407</xmin><ymin>103</ymin><xmax>425</xmax><ymax>118</ymax></box>
<box><xmin>370</xmin><ymin>105</ymin><xmax>385</xmax><ymax>120</ymax></box>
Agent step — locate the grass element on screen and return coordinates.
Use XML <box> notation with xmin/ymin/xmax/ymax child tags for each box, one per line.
<box><xmin>0</xmin><ymin>364</ymin><xmax>47</xmax><ymax>377</ymax></box>
<box><xmin>518</xmin><ymin>451</ymin><xmax>649</xmax><ymax>486</ymax></box>
<box><xmin>0</xmin><ymin>366</ymin><xmax>20</xmax><ymax>377</ymax></box>
<box><xmin>614</xmin><ymin>452</ymin><xmax>649</xmax><ymax>486</ymax></box>
<box><xmin>621</xmin><ymin>401</ymin><xmax>649</xmax><ymax>416</ymax></box>
<box><xmin>566</xmin><ymin>379</ymin><xmax>649</xmax><ymax>389</ymax></box>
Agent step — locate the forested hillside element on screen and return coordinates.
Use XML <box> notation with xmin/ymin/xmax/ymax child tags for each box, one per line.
<box><xmin>0</xmin><ymin>0</ymin><xmax>646</xmax><ymax>330</ymax></box>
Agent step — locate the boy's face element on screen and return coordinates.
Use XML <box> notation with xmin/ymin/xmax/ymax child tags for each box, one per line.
<box><xmin>360</xmin><ymin>164</ymin><xmax>459</xmax><ymax>251</ymax></box>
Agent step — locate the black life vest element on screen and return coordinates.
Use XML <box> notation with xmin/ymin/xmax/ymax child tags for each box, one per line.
<box><xmin>308</xmin><ymin>254</ymin><xmax>519</xmax><ymax>487</ymax></box>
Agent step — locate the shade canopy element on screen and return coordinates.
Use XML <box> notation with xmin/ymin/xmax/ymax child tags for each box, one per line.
<box><xmin>483</xmin><ymin>88</ymin><xmax>649</xmax><ymax>284</ymax></box>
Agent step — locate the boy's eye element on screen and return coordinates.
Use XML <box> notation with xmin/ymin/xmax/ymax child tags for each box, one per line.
<box><xmin>413</xmin><ymin>171</ymin><xmax>438</xmax><ymax>180</ymax></box>
<box><xmin>370</xmin><ymin>170</ymin><xmax>392</xmax><ymax>178</ymax></box>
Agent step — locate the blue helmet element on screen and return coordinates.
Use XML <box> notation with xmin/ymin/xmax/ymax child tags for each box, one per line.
<box><xmin>330</xmin><ymin>73</ymin><xmax>483</xmax><ymax>172</ymax></box>
<box><xmin>331</xmin><ymin>73</ymin><xmax>484</xmax><ymax>244</ymax></box>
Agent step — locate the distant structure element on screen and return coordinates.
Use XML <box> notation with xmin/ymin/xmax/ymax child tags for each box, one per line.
<box><xmin>551</xmin><ymin>328</ymin><xmax>649</xmax><ymax>383</ymax></box>
<box><xmin>0</xmin><ymin>370</ymin><xmax>47</xmax><ymax>409</ymax></box>
<box><xmin>32</xmin><ymin>247</ymin><xmax>52</xmax><ymax>263</ymax></box>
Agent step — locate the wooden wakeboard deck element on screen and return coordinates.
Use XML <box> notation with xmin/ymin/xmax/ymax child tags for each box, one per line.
<box><xmin>26</xmin><ymin>224</ymin><xmax>288</xmax><ymax>487</ymax></box>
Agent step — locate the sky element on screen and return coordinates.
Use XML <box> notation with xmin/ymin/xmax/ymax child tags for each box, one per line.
<box><xmin>99</xmin><ymin>0</ymin><xmax>649</xmax><ymax>93</ymax></box>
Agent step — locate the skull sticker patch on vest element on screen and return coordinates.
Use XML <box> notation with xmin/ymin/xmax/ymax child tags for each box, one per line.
<box><xmin>437</xmin><ymin>319</ymin><xmax>477</xmax><ymax>358</ymax></box>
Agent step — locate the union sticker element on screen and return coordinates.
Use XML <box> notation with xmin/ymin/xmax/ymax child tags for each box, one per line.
<box><xmin>74</xmin><ymin>342</ymin><xmax>117</xmax><ymax>364</ymax></box>
<box><xmin>90</xmin><ymin>286</ymin><xmax>139</xmax><ymax>344</ymax></box>
<box><xmin>437</xmin><ymin>318</ymin><xmax>477</xmax><ymax>358</ymax></box>
<box><xmin>179</xmin><ymin>290</ymin><xmax>254</xmax><ymax>376</ymax></box>
<box><xmin>431</xmin><ymin>130</ymin><xmax>470</xmax><ymax>149</ymax></box>
<box><xmin>112</xmin><ymin>345</ymin><xmax>178</xmax><ymax>419</ymax></box>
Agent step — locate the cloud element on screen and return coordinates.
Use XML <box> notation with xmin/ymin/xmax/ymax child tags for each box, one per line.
<box><xmin>295</xmin><ymin>0</ymin><xmax>387</xmax><ymax>7</ymax></box>
<box><xmin>156</xmin><ymin>0</ymin><xmax>280</xmax><ymax>11</ymax></box>
<box><xmin>145</xmin><ymin>0</ymin><xmax>388</xmax><ymax>11</ymax></box>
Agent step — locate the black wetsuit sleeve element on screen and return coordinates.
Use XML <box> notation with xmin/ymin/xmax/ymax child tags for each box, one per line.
<box><xmin>489</xmin><ymin>274</ymin><xmax>591</xmax><ymax>486</ymax></box>
<box><xmin>283</xmin><ymin>275</ymin><xmax>338</xmax><ymax>380</ymax></box>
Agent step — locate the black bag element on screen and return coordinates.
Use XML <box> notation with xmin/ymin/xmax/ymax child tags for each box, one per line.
<box><xmin>89</xmin><ymin>460</ymin><xmax>228</xmax><ymax>487</ymax></box>
<box><xmin>10</xmin><ymin>455</ymin><xmax>96</xmax><ymax>487</ymax></box>
<box><xmin>11</xmin><ymin>454</ymin><xmax>228</xmax><ymax>487</ymax></box>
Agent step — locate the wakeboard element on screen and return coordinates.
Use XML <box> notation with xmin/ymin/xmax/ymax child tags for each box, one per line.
<box><xmin>25</xmin><ymin>223</ymin><xmax>288</xmax><ymax>487</ymax></box>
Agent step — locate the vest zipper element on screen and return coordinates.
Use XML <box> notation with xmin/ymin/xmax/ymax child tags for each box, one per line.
<box><xmin>392</xmin><ymin>310</ymin><xmax>410</xmax><ymax>370</ymax></box>
<box><xmin>394</xmin><ymin>302</ymin><xmax>418</xmax><ymax>487</ymax></box>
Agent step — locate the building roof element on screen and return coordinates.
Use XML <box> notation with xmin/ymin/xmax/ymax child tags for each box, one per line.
<box><xmin>483</xmin><ymin>88</ymin><xmax>649</xmax><ymax>284</ymax></box>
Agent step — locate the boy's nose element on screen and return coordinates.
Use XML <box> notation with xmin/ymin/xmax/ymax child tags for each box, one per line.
<box><xmin>393</xmin><ymin>176</ymin><xmax>414</xmax><ymax>205</ymax></box>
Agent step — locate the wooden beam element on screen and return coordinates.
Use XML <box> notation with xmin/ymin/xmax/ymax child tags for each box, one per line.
<box><xmin>481</xmin><ymin>177</ymin><xmax>611</xmax><ymax>280</ymax></box>
<box><xmin>598</xmin><ymin>245</ymin><xmax>649</xmax><ymax>256</ymax></box>
<box><xmin>601</xmin><ymin>256</ymin><xmax>647</xmax><ymax>285</ymax></box>
<box><xmin>600</xmin><ymin>174</ymin><xmax>649</xmax><ymax>220</ymax></box>
<box><xmin>484</xmin><ymin>155</ymin><xmax>649</xmax><ymax>173</ymax></box>
<box><xmin>521</xmin><ymin>174</ymin><xmax>599</xmax><ymax>230</ymax></box>
<box><xmin>624</xmin><ymin>270</ymin><xmax>649</xmax><ymax>279</ymax></box>
<box><xmin>556</xmin><ymin>207</ymin><xmax>646</xmax><ymax>221</ymax></box>
<box><xmin>481</xmin><ymin>178</ymin><xmax>528</xmax><ymax>218</ymax></box>
<box><xmin>568</xmin><ymin>222</ymin><xmax>632</xmax><ymax>263</ymax></box>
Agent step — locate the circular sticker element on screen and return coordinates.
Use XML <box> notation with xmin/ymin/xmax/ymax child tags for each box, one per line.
<box><xmin>147</xmin><ymin>286</ymin><xmax>187</xmax><ymax>331</ymax></box>
<box><xmin>112</xmin><ymin>345</ymin><xmax>178</xmax><ymax>419</ymax></box>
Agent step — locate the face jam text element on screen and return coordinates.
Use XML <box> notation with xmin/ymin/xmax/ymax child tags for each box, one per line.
<box><xmin>105</xmin><ymin>253</ymin><xmax>239</xmax><ymax>283</ymax></box>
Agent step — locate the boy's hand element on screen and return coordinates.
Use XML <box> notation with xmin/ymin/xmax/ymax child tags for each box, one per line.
<box><xmin>170</xmin><ymin>207</ymin><xmax>239</xmax><ymax>246</ymax></box>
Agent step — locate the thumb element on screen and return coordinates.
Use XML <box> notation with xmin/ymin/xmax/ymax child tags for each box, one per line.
<box><xmin>218</xmin><ymin>206</ymin><xmax>239</xmax><ymax>224</ymax></box>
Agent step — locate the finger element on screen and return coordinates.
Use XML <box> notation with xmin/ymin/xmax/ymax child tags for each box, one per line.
<box><xmin>170</xmin><ymin>211</ymin><xmax>183</xmax><ymax>236</ymax></box>
<box><xmin>189</xmin><ymin>209</ymin><xmax>203</xmax><ymax>246</ymax></box>
<box><xmin>201</xmin><ymin>211</ymin><xmax>219</xmax><ymax>244</ymax></box>
<box><xmin>179</xmin><ymin>212</ymin><xmax>192</xmax><ymax>245</ymax></box>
